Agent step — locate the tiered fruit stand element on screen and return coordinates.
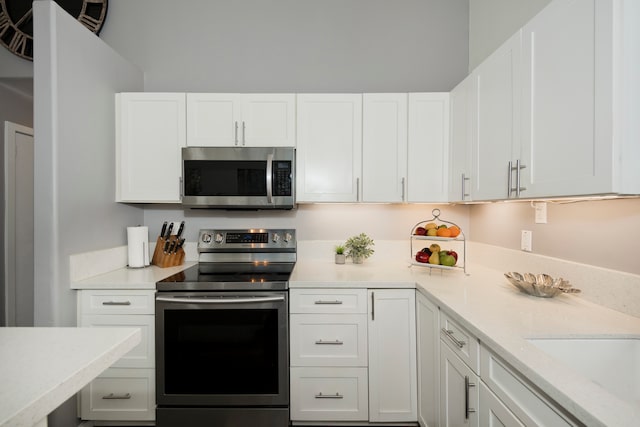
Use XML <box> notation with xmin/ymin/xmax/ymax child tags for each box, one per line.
<box><xmin>409</xmin><ymin>209</ymin><xmax>467</xmax><ymax>275</ymax></box>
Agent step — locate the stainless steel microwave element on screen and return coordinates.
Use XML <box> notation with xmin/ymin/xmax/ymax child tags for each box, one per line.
<box><xmin>181</xmin><ymin>146</ymin><xmax>295</xmax><ymax>209</ymax></box>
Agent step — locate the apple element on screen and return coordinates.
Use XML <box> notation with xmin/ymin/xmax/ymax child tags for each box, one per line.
<box><xmin>420</xmin><ymin>247</ymin><xmax>432</xmax><ymax>256</ymax></box>
<box><xmin>414</xmin><ymin>227</ymin><xmax>427</xmax><ymax>236</ymax></box>
<box><xmin>440</xmin><ymin>254</ymin><xmax>456</xmax><ymax>266</ymax></box>
<box><xmin>415</xmin><ymin>251</ymin><xmax>430</xmax><ymax>263</ymax></box>
<box><xmin>448</xmin><ymin>250</ymin><xmax>458</xmax><ymax>261</ymax></box>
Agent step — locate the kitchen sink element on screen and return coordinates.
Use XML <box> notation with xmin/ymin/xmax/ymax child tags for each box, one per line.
<box><xmin>527</xmin><ymin>337</ymin><xmax>640</xmax><ymax>407</ymax></box>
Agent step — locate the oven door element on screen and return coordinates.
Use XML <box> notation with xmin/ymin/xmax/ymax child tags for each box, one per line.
<box><xmin>155</xmin><ymin>291</ymin><xmax>289</xmax><ymax>407</ymax></box>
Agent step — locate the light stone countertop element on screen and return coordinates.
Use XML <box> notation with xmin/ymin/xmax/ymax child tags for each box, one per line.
<box><xmin>71</xmin><ymin>262</ymin><xmax>197</xmax><ymax>290</ymax></box>
<box><xmin>0</xmin><ymin>327</ymin><xmax>141</xmax><ymax>427</ymax></box>
<box><xmin>290</xmin><ymin>259</ymin><xmax>640</xmax><ymax>427</ymax></box>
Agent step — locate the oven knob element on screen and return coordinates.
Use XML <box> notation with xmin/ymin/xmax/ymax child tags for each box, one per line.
<box><xmin>284</xmin><ymin>232</ymin><xmax>293</xmax><ymax>242</ymax></box>
<box><xmin>214</xmin><ymin>233</ymin><xmax>224</xmax><ymax>243</ymax></box>
<box><xmin>272</xmin><ymin>233</ymin><xmax>280</xmax><ymax>243</ymax></box>
<box><xmin>201</xmin><ymin>233</ymin><xmax>212</xmax><ymax>243</ymax></box>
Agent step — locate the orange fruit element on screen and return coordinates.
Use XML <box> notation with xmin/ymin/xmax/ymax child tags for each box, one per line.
<box><xmin>448</xmin><ymin>226</ymin><xmax>461</xmax><ymax>237</ymax></box>
<box><xmin>436</xmin><ymin>227</ymin><xmax>452</xmax><ymax>237</ymax></box>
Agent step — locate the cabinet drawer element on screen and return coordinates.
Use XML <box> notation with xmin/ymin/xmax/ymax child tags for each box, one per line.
<box><xmin>440</xmin><ymin>311</ymin><xmax>480</xmax><ymax>374</ymax></box>
<box><xmin>290</xmin><ymin>367</ymin><xmax>368</xmax><ymax>421</ymax></box>
<box><xmin>79</xmin><ymin>290</ymin><xmax>155</xmax><ymax>315</ymax></box>
<box><xmin>290</xmin><ymin>314</ymin><xmax>367</xmax><ymax>367</ymax></box>
<box><xmin>480</xmin><ymin>345</ymin><xmax>579</xmax><ymax>426</ymax></box>
<box><xmin>80</xmin><ymin>368</ymin><xmax>155</xmax><ymax>421</ymax></box>
<box><xmin>290</xmin><ymin>289</ymin><xmax>367</xmax><ymax>314</ymax></box>
<box><xmin>80</xmin><ymin>314</ymin><xmax>154</xmax><ymax>368</ymax></box>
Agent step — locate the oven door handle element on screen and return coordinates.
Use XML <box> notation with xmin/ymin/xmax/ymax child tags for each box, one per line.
<box><xmin>156</xmin><ymin>295</ymin><xmax>285</xmax><ymax>304</ymax></box>
<box><xmin>266</xmin><ymin>152</ymin><xmax>274</xmax><ymax>204</ymax></box>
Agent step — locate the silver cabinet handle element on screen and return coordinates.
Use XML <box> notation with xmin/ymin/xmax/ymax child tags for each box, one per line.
<box><xmin>516</xmin><ymin>159</ymin><xmax>526</xmax><ymax>197</ymax></box>
<box><xmin>156</xmin><ymin>296</ymin><xmax>285</xmax><ymax>304</ymax></box>
<box><xmin>507</xmin><ymin>161</ymin><xmax>514</xmax><ymax>198</ymax></box>
<box><xmin>102</xmin><ymin>393</ymin><xmax>131</xmax><ymax>400</ymax></box>
<box><xmin>102</xmin><ymin>301</ymin><xmax>131</xmax><ymax>306</ymax></box>
<box><xmin>461</xmin><ymin>173</ymin><xmax>470</xmax><ymax>200</ymax></box>
<box><xmin>401</xmin><ymin>177</ymin><xmax>406</xmax><ymax>202</ymax></box>
<box><xmin>234</xmin><ymin>121</ymin><xmax>238</xmax><ymax>145</ymax></box>
<box><xmin>356</xmin><ymin>177</ymin><xmax>360</xmax><ymax>201</ymax></box>
<box><xmin>371</xmin><ymin>291</ymin><xmax>375</xmax><ymax>321</ymax></box>
<box><xmin>315</xmin><ymin>392</ymin><xmax>344</xmax><ymax>399</ymax></box>
<box><xmin>465</xmin><ymin>376</ymin><xmax>476</xmax><ymax>419</ymax></box>
<box><xmin>315</xmin><ymin>339</ymin><xmax>344</xmax><ymax>345</ymax></box>
<box><xmin>179</xmin><ymin>176</ymin><xmax>183</xmax><ymax>199</ymax></box>
<box><xmin>314</xmin><ymin>300</ymin><xmax>343</xmax><ymax>305</ymax></box>
<box><xmin>441</xmin><ymin>328</ymin><xmax>466</xmax><ymax>348</ymax></box>
<box><xmin>242</xmin><ymin>121</ymin><xmax>246</xmax><ymax>145</ymax></box>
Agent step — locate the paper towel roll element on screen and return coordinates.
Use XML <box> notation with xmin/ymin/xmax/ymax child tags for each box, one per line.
<box><xmin>127</xmin><ymin>226</ymin><xmax>149</xmax><ymax>268</ymax></box>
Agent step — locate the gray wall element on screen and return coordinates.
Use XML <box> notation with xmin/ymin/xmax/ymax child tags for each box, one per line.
<box><xmin>468</xmin><ymin>0</ymin><xmax>551</xmax><ymax>70</ymax></box>
<box><xmin>33</xmin><ymin>2</ymin><xmax>144</xmax><ymax>425</ymax></box>
<box><xmin>100</xmin><ymin>0</ymin><xmax>469</xmax><ymax>92</ymax></box>
<box><xmin>0</xmin><ymin>82</ymin><xmax>33</xmax><ymax>326</ymax></box>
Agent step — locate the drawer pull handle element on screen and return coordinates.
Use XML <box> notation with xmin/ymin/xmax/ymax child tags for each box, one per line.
<box><xmin>314</xmin><ymin>300</ymin><xmax>343</xmax><ymax>305</ymax></box>
<box><xmin>315</xmin><ymin>339</ymin><xmax>344</xmax><ymax>345</ymax></box>
<box><xmin>102</xmin><ymin>301</ymin><xmax>132</xmax><ymax>306</ymax></box>
<box><xmin>315</xmin><ymin>392</ymin><xmax>344</xmax><ymax>399</ymax></box>
<box><xmin>442</xmin><ymin>328</ymin><xmax>466</xmax><ymax>348</ymax></box>
<box><xmin>102</xmin><ymin>393</ymin><xmax>131</xmax><ymax>400</ymax></box>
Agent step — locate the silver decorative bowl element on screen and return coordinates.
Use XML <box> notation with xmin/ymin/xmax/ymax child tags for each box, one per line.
<box><xmin>504</xmin><ymin>272</ymin><xmax>581</xmax><ymax>298</ymax></box>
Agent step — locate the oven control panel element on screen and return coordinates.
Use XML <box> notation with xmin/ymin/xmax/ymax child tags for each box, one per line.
<box><xmin>198</xmin><ymin>229</ymin><xmax>296</xmax><ymax>251</ymax></box>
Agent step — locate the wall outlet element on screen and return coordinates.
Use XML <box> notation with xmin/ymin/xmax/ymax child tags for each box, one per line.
<box><xmin>534</xmin><ymin>202</ymin><xmax>547</xmax><ymax>224</ymax></box>
<box><xmin>521</xmin><ymin>230</ymin><xmax>532</xmax><ymax>252</ymax></box>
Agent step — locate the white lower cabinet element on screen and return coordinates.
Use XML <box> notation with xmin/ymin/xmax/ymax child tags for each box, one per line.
<box><xmin>439</xmin><ymin>322</ymin><xmax>479</xmax><ymax>427</ymax></box>
<box><xmin>480</xmin><ymin>345</ymin><xmax>580</xmax><ymax>427</ymax></box>
<box><xmin>77</xmin><ymin>289</ymin><xmax>156</xmax><ymax>422</ymax></box>
<box><xmin>289</xmin><ymin>288</ymin><xmax>417</xmax><ymax>423</ymax></box>
<box><xmin>417</xmin><ymin>291</ymin><xmax>440</xmax><ymax>427</ymax></box>
<box><xmin>479</xmin><ymin>381</ymin><xmax>524</xmax><ymax>427</ymax></box>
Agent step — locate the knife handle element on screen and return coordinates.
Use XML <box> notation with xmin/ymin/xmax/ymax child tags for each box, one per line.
<box><xmin>176</xmin><ymin>221</ymin><xmax>185</xmax><ymax>239</ymax></box>
<box><xmin>160</xmin><ymin>221</ymin><xmax>168</xmax><ymax>239</ymax></box>
<box><xmin>164</xmin><ymin>222</ymin><xmax>174</xmax><ymax>240</ymax></box>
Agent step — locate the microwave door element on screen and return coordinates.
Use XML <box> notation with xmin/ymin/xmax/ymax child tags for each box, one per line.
<box><xmin>266</xmin><ymin>153</ymin><xmax>273</xmax><ymax>205</ymax></box>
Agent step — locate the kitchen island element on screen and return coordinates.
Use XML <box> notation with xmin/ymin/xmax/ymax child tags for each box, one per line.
<box><xmin>0</xmin><ymin>327</ymin><xmax>141</xmax><ymax>427</ymax></box>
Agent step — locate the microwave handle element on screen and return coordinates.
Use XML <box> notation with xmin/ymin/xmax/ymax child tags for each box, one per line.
<box><xmin>266</xmin><ymin>153</ymin><xmax>274</xmax><ymax>204</ymax></box>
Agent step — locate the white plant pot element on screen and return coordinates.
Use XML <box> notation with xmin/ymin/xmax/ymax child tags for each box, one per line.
<box><xmin>335</xmin><ymin>254</ymin><xmax>346</xmax><ymax>264</ymax></box>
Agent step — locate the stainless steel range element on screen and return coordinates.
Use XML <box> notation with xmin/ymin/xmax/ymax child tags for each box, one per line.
<box><xmin>155</xmin><ymin>228</ymin><xmax>296</xmax><ymax>427</ymax></box>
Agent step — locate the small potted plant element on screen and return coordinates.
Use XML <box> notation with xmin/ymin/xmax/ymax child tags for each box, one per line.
<box><xmin>344</xmin><ymin>233</ymin><xmax>375</xmax><ymax>264</ymax></box>
<box><xmin>334</xmin><ymin>245</ymin><xmax>346</xmax><ymax>264</ymax></box>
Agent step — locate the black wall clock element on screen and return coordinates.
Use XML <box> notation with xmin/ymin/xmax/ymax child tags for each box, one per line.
<box><xmin>0</xmin><ymin>0</ymin><xmax>108</xmax><ymax>61</ymax></box>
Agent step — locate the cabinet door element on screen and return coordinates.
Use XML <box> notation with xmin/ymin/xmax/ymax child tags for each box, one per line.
<box><xmin>407</xmin><ymin>93</ymin><xmax>450</xmax><ymax>202</ymax></box>
<box><xmin>479</xmin><ymin>382</ymin><xmax>525</xmax><ymax>427</ymax></box>
<box><xmin>241</xmin><ymin>94</ymin><xmax>296</xmax><ymax>147</ymax></box>
<box><xmin>521</xmin><ymin>0</ymin><xmax>610</xmax><ymax>197</ymax></box>
<box><xmin>186</xmin><ymin>93</ymin><xmax>241</xmax><ymax>147</ymax></box>
<box><xmin>362</xmin><ymin>93</ymin><xmax>408</xmax><ymax>202</ymax></box>
<box><xmin>296</xmin><ymin>94</ymin><xmax>362</xmax><ymax>202</ymax></box>
<box><xmin>449</xmin><ymin>76</ymin><xmax>474</xmax><ymax>202</ymax></box>
<box><xmin>368</xmin><ymin>289</ymin><xmax>417</xmax><ymax>422</ymax></box>
<box><xmin>416</xmin><ymin>292</ymin><xmax>440</xmax><ymax>427</ymax></box>
<box><xmin>116</xmin><ymin>93</ymin><xmax>185</xmax><ymax>203</ymax></box>
<box><xmin>440</xmin><ymin>343</ymin><xmax>478</xmax><ymax>427</ymax></box>
<box><xmin>471</xmin><ymin>32</ymin><xmax>522</xmax><ymax>201</ymax></box>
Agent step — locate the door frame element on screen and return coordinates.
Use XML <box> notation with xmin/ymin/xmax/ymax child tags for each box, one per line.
<box><xmin>4</xmin><ymin>121</ymin><xmax>34</xmax><ymax>326</ymax></box>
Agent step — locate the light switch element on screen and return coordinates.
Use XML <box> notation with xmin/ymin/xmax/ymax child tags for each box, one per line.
<box><xmin>521</xmin><ymin>230</ymin><xmax>532</xmax><ymax>252</ymax></box>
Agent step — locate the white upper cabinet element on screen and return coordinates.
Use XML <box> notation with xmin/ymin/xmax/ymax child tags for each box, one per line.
<box><xmin>296</xmin><ymin>94</ymin><xmax>363</xmax><ymax>202</ymax></box>
<box><xmin>186</xmin><ymin>93</ymin><xmax>295</xmax><ymax>147</ymax></box>
<box><xmin>449</xmin><ymin>76</ymin><xmax>474</xmax><ymax>202</ymax></box>
<box><xmin>407</xmin><ymin>93</ymin><xmax>450</xmax><ymax>202</ymax></box>
<box><xmin>362</xmin><ymin>93</ymin><xmax>408</xmax><ymax>203</ymax></box>
<box><xmin>523</xmin><ymin>0</ymin><xmax>640</xmax><ymax>197</ymax></box>
<box><xmin>471</xmin><ymin>31</ymin><xmax>522</xmax><ymax>201</ymax></box>
<box><xmin>116</xmin><ymin>93</ymin><xmax>186</xmax><ymax>203</ymax></box>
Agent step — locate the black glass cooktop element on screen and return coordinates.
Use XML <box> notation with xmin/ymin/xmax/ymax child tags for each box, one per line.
<box><xmin>156</xmin><ymin>263</ymin><xmax>295</xmax><ymax>291</ymax></box>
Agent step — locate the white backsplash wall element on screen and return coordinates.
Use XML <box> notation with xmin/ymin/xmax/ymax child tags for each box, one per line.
<box><xmin>469</xmin><ymin>198</ymin><xmax>640</xmax><ymax>275</ymax></box>
<box><xmin>143</xmin><ymin>203</ymin><xmax>471</xmax><ymax>243</ymax></box>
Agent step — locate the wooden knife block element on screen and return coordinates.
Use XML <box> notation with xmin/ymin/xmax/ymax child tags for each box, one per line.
<box><xmin>151</xmin><ymin>236</ymin><xmax>185</xmax><ymax>268</ymax></box>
